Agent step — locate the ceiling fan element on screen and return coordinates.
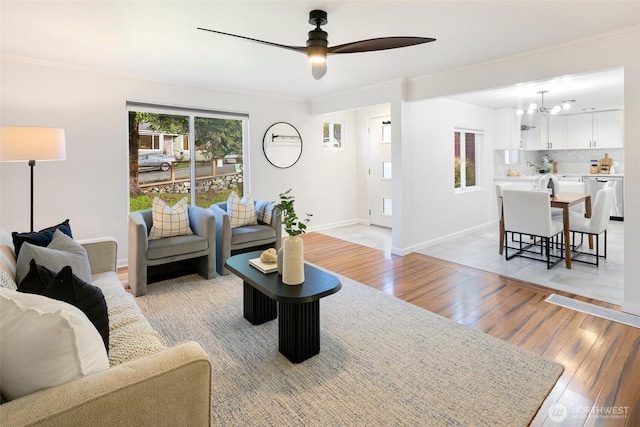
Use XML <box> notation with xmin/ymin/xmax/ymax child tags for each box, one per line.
<box><xmin>197</xmin><ymin>10</ymin><xmax>436</xmax><ymax>80</ymax></box>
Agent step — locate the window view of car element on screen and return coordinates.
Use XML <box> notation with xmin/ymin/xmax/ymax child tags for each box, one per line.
<box><xmin>223</xmin><ymin>153</ymin><xmax>241</xmax><ymax>164</ymax></box>
<box><xmin>138</xmin><ymin>153</ymin><xmax>176</xmax><ymax>171</ymax></box>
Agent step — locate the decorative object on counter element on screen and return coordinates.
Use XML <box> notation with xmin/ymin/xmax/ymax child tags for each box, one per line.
<box><xmin>553</xmin><ymin>161</ymin><xmax>558</xmax><ymax>174</ymax></box>
<box><xmin>590</xmin><ymin>160</ymin><xmax>599</xmax><ymax>174</ymax></box>
<box><xmin>274</xmin><ymin>189</ymin><xmax>313</xmax><ymax>285</ymax></box>
<box><xmin>548</xmin><ymin>174</ymin><xmax>559</xmax><ymax>197</ymax></box>
<box><xmin>599</xmin><ymin>154</ymin><xmax>612</xmax><ymax>174</ymax></box>
<box><xmin>528</xmin><ymin>154</ymin><xmax>554</xmax><ymax>174</ymax></box>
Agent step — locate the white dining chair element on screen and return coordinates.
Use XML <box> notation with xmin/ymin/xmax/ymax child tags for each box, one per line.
<box><xmin>569</xmin><ymin>188</ymin><xmax>614</xmax><ymax>267</ymax></box>
<box><xmin>502</xmin><ymin>190</ymin><xmax>564</xmax><ymax>269</ymax></box>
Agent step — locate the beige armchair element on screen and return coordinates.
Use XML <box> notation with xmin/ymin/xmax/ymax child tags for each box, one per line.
<box><xmin>128</xmin><ymin>206</ymin><xmax>216</xmax><ymax>296</ymax></box>
<box><xmin>210</xmin><ymin>201</ymin><xmax>281</xmax><ymax>275</ymax></box>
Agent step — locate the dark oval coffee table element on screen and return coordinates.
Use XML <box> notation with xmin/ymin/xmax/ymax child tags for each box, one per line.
<box><xmin>225</xmin><ymin>251</ymin><xmax>341</xmax><ymax>363</ymax></box>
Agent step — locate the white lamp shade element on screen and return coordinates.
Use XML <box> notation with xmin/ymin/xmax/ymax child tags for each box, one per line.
<box><xmin>0</xmin><ymin>127</ymin><xmax>66</xmax><ymax>162</ymax></box>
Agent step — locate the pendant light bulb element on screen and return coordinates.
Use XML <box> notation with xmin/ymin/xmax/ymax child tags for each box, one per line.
<box><xmin>311</xmin><ymin>62</ymin><xmax>327</xmax><ymax>80</ymax></box>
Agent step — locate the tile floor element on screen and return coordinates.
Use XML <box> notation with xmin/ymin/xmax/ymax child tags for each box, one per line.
<box><xmin>318</xmin><ymin>221</ymin><xmax>625</xmax><ymax>306</ymax></box>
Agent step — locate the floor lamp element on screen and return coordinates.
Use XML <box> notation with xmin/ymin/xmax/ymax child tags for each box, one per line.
<box><xmin>1</xmin><ymin>127</ymin><xmax>66</xmax><ymax>231</ymax></box>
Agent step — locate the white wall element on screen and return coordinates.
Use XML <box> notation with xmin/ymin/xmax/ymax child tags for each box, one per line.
<box><xmin>400</xmin><ymin>98</ymin><xmax>495</xmax><ymax>252</ymax></box>
<box><xmin>0</xmin><ymin>59</ymin><xmax>358</xmax><ymax>265</ymax></box>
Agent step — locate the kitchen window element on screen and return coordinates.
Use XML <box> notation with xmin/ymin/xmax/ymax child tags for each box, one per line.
<box><xmin>454</xmin><ymin>129</ymin><xmax>481</xmax><ymax>191</ymax></box>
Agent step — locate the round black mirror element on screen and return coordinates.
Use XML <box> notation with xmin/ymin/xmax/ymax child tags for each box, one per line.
<box><xmin>262</xmin><ymin>122</ymin><xmax>302</xmax><ymax>168</ymax></box>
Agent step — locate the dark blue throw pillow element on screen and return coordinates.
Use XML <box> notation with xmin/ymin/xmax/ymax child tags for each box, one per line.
<box><xmin>12</xmin><ymin>219</ymin><xmax>73</xmax><ymax>257</ymax></box>
<box><xmin>18</xmin><ymin>259</ymin><xmax>109</xmax><ymax>352</ymax></box>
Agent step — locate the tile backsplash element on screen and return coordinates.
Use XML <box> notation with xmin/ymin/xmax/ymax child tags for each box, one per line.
<box><xmin>495</xmin><ymin>148</ymin><xmax>624</xmax><ymax>176</ymax></box>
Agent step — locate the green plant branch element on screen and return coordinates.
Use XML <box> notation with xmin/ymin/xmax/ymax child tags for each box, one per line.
<box><xmin>274</xmin><ymin>189</ymin><xmax>312</xmax><ymax>236</ymax></box>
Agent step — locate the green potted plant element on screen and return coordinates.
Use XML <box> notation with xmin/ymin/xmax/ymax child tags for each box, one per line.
<box><xmin>274</xmin><ymin>189</ymin><xmax>312</xmax><ymax>236</ymax></box>
<box><xmin>527</xmin><ymin>154</ymin><xmax>554</xmax><ymax>174</ymax></box>
<box><xmin>274</xmin><ymin>189</ymin><xmax>312</xmax><ymax>285</ymax></box>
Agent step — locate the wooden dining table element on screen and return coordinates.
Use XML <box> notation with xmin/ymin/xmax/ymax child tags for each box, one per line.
<box><xmin>499</xmin><ymin>192</ymin><xmax>592</xmax><ymax>269</ymax></box>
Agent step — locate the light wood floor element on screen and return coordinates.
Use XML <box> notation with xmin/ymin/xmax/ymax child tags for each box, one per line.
<box><xmin>119</xmin><ymin>232</ymin><xmax>639</xmax><ymax>426</ymax></box>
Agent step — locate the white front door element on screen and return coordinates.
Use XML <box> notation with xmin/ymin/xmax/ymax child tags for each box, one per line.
<box><xmin>367</xmin><ymin>116</ymin><xmax>392</xmax><ymax>228</ymax></box>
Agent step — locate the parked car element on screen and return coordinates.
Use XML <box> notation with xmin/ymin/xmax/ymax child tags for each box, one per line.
<box><xmin>138</xmin><ymin>153</ymin><xmax>175</xmax><ymax>171</ymax></box>
<box><xmin>223</xmin><ymin>153</ymin><xmax>241</xmax><ymax>164</ymax></box>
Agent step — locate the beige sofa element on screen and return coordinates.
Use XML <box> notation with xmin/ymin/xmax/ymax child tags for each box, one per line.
<box><xmin>0</xmin><ymin>228</ymin><xmax>212</xmax><ymax>426</ymax></box>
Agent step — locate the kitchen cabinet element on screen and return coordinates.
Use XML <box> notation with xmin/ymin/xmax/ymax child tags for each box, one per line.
<box><xmin>547</xmin><ymin>115</ymin><xmax>568</xmax><ymax>150</ymax></box>
<box><xmin>568</xmin><ymin>110</ymin><xmax>623</xmax><ymax>149</ymax></box>
<box><xmin>493</xmin><ymin>108</ymin><xmax>522</xmax><ymax>149</ymax></box>
<box><xmin>594</xmin><ymin>110</ymin><xmax>623</xmax><ymax>148</ymax></box>
<box><xmin>521</xmin><ymin>114</ymin><xmax>549</xmax><ymax>150</ymax></box>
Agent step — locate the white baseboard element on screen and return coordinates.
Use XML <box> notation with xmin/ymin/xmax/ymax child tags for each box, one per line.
<box><xmin>308</xmin><ymin>220</ymin><xmax>496</xmax><ymax>257</ymax></box>
<box><xmin>622</xmin><ymin>301</ymin><xmax>640</xmax><ymax>316</ymax></box>
<box><xmin>307</xmin><ymin>219</ymin><xmax>362</xmax><ymax>233</ymax></box>
<box><xmin>398</xmin><ymin>221</ymin><xmax>496</xmax><ymax>255</ymax></box>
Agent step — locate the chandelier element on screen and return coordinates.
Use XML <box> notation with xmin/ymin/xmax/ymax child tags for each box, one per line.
<box><xmin>516</xmin><ymin>91</ymin><xmax>574</xmax><ymax>115</ymax></box>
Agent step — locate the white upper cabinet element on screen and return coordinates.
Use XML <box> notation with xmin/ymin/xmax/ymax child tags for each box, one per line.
<box><xmin>594</xmin><ymin>110</ymin><xmax>623</xmax><ymax>148</ymax></box>
<box><xmin>568</xmin><ymin>113</ymin><xmax>593</xmax><ymax>148</ymax></box>
<box><xmin>547</xmin><ymin>115</ymin><xmax>568</xmax><ymax>150</ymax></box>
<box><xmin>568</xmin><ymin>110</ymin><xmax>623</xmax><ymax>149</ymax></box>
<box><xmin>493</xmin><ymin>108</ymin><xmax>522</xmax><ymax>149</ymax></box>
<box><xmin>522</xmin><ymin>114</ymin><xmax>549</xmax><ymax>150</ymax></box>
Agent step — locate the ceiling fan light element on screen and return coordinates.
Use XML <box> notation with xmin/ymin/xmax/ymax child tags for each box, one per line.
<box><xmin>562</xmin><ymin>102</ymin><xmax>572</xmax><ymax>110</ymax></box>
<box><xmin>515</xmin><ymin>109</ymin><xmax>524</xmax><ymax>116</ymax></box>
<box><xmin>308</xmin><ymin>54</ymin><xmax>326</xmax><ymax>64</ymax></box>
<box><xmin>528</xmin><ymin>103</ymin><xmax>537</xmax><ymax>111</ymax></box>
<box><xmin>307</xmin><ymin>45</ymin><xmax>327</xmax><ymax>64</ymax></box>
<box><xmin>311</xmin><ymin>62</ymin><xmax>327</xmax><ymax>80</ymax></box>
<box><xmin>550</xmin><ymin>105</ymin><xmax>561</xmax><ymax>114</ymax></box>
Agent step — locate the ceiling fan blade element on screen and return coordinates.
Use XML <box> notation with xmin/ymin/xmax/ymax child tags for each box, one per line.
<box><xmin>327</xmin><ymin>37</ymin><xmax>436</xmax><ymax>54</ymax></box>
<box><xmin>197</xmin><ymin>27</ymin><xmax>307</xmax><ymax>54</ymax></box>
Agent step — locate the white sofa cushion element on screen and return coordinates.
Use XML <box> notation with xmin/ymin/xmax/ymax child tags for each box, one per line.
<box><xmin>105</xmin><ymin>292</ymin><xmax>166</xmax><ymax>366</ymax></box>
<box><xmin>0</xmin><ymin>288</ymin><xmax>109</xmax><ymax>401</ymax></box>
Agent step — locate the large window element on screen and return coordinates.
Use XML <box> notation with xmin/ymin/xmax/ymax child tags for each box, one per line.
<box><xmin>127</xmin><ymin>102</ymin><xmax>248</xmax><ymax>212</ymax></box>
<box><xmin>454</xmin><ymin>129</ymin><xmax>481</xmax><ymax>190</ymax></box>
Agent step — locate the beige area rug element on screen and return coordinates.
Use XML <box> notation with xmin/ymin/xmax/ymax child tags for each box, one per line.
<box><xmin>136</xmin><ymin>272</ymin><xmax>563</xmax><ymax>426</ymax></box>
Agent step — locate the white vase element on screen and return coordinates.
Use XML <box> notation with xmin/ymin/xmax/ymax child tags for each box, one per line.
<box><xmin>276</xmin><ymin>246</ymin><xmax>283</xmax><ymax>275</ymax></box>
<box><xmin>282</xmin><ymin>235</ymin><xmax>304</xmax><ymax>285</ymax></box>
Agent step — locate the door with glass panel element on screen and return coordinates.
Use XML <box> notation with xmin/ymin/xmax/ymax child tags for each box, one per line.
<box><xmin>367</xmin><ymin>116</ymin><xmax>392</xmax><ymax>228</ymax></box>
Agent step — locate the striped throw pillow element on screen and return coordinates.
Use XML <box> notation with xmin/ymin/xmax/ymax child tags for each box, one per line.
<box><xmin>149</xmin><ymin>197</ymin><xmax>193</xmax><ymax>240</ymax></box>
